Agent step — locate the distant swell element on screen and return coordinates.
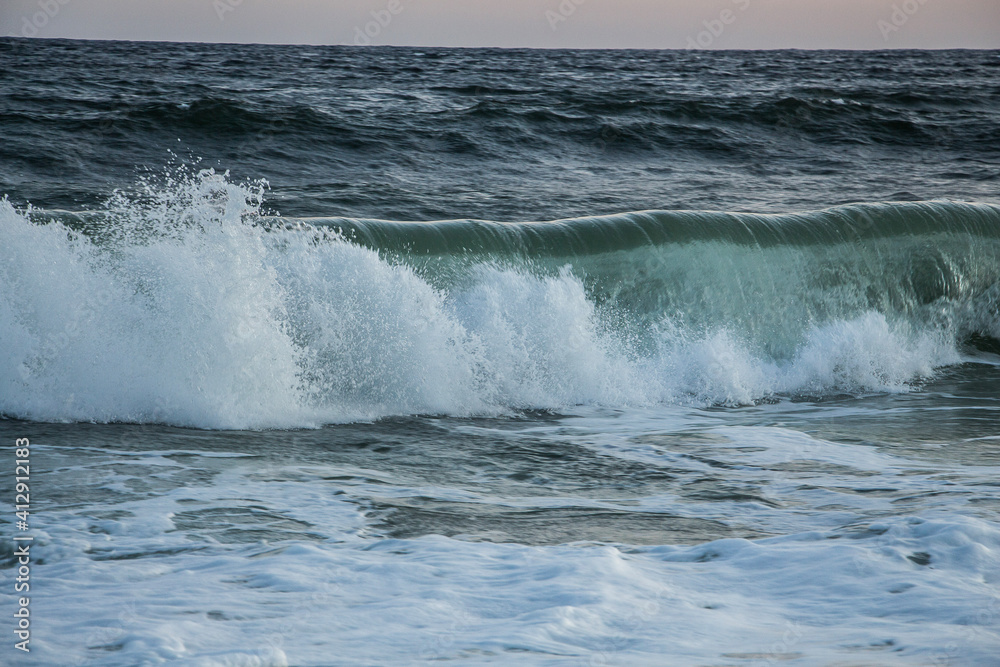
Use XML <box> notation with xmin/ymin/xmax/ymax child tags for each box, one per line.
<box><xmin>2</xmin><ymin>170</ymin><xmax>998</xmax><ymax>429</ymax></box>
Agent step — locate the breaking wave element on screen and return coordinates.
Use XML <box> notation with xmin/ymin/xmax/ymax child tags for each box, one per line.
<box><xmin>1</xmin><ymin>170</ymin><xmax>998</xmax><ymax>428</ymax></box>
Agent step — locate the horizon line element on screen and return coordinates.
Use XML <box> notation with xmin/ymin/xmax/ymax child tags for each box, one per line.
<box><xmin>3</xmin><ymin>35</ymin><xmax>996</xmax><ymax>52</ymax></box>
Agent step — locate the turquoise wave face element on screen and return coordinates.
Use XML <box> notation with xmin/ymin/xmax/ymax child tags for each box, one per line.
<box><xmin>297</xmin><ymin>202</ymin><xmax>1000</xmax><ymax>356</ymax></box>
<box><xmin>299</xmin><ymin>201</ymin><xmax>1000</xmax><ymax>256</ymax></box>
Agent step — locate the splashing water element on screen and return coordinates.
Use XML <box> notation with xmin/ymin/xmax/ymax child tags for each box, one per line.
<box><xmin>1</xmin><ymin>169</ymin><xmax>996</xmax><ymax>428</ymax></box>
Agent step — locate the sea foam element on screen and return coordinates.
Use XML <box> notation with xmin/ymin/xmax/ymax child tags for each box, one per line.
<box><xmin>0</xmin><ymin>171</ymin><xmax>993</xmax><ymax>428</ymax></box>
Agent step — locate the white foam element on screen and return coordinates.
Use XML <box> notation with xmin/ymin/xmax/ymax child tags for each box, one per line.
<box><xmin>13</xmin><ymin>395</ymin><xmax>999</xmax><ymax>665</ymax></box>
<box><xmin>22</xmin><ymin>507</ymin><xmax>1000</xmax><ymax>665</ymax></box>
<box><xmin>0</xmin><ymin>172</ymin><xmax>978</xmax><ymax>428</ymax></box>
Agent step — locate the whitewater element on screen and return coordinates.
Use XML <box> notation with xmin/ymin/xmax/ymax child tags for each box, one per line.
<box><xmin>3</xmin><ymin>170</ymin><xmax>998</xmax><ymax>429</ymax></box>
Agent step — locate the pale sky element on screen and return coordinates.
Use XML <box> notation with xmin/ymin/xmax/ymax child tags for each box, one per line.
<box><xmin>2</xmin><ymin>0</ymin><xmax>998</xmax><ymax>49</ymax></box>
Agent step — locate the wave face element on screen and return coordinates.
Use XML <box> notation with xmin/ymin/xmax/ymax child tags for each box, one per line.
<box><xmin>2</xmin><ymin>170</ymin><xmax>998</xmax><ymax>428</ymax></box>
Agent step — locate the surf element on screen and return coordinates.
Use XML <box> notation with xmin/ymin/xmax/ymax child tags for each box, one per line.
<box><xmin>1</xmin><ymin>169</ymin><xmax>998</xmax><ymax>428</ymax></box>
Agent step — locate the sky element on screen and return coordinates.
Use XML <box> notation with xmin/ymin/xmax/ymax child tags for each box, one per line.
<box><xmin>2</xmin><ymin>0</ymin><xmax>999</xmax><ymax>49</ymax></box>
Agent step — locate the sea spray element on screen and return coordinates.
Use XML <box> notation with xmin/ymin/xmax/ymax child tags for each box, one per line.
<box><xmin>1</xmin><ymin>170</ymin><xmax>997</xmax><ymax>428</ymax></box>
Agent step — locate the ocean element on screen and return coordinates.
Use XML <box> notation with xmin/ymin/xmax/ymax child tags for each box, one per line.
<box><xmin>1</xmin><ymin>38</ymin><xmax>999</xmax><ymax>665</ymax></box>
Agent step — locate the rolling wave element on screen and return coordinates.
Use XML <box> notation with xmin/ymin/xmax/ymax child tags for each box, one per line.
<box><xmin>2</xmin><ymin>170</ymin><xmax>998</xmax><ymax>428</ymax></box>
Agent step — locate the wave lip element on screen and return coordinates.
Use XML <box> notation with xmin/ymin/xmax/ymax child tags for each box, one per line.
<box><xmin>2</xmin><ymin>172</ymin><xmax>998</xmax><ymax>429</ymax></box>
<box><xmin>298</xmin><ymin>200</ymin><xmax>1000</xmax><ymax>256</ymax></box>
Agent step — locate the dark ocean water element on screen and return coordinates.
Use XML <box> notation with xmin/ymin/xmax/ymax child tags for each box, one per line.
<box><xmin>2</xmin><ymin>40</ymin><xmax>1000</xmax><ymax>219</ymax></box>
<box><xmin>1</xmin><ymin>39</ymin><xmax>999</xmax><ymax>666</ymax></box>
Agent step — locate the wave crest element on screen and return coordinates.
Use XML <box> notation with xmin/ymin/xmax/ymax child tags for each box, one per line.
<box><xmin>1</xmin><ymin>170</ymin><xmax>997</xmax><ymax>428</ymax></box>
